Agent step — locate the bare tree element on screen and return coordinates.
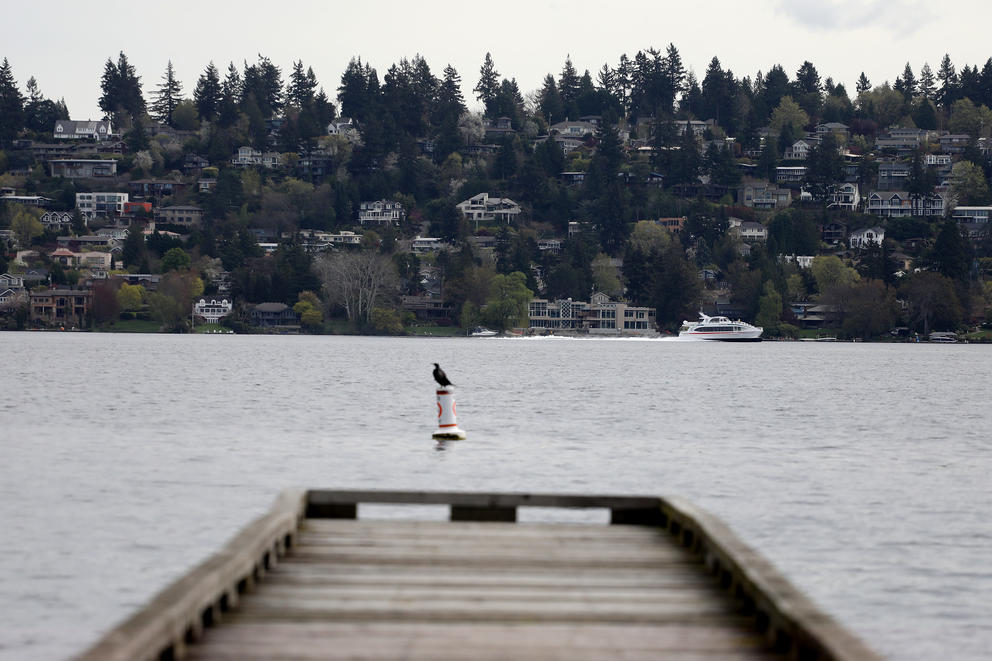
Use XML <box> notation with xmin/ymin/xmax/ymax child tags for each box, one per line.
<box><xmin>316</xmin><ymin>250</ymin><xmax>398</xmax><ymax>324</ymax></box>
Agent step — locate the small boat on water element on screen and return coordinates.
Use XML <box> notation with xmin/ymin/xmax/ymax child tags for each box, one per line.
<box><xmin>679</xmin><ymin>313</ymin><xmax>763</xmax><ymax>341</ymax></box>
<box><xmin>469</xmin><ymin>326</ymin><xmax>498</xmax><ymax>337</ymax></box>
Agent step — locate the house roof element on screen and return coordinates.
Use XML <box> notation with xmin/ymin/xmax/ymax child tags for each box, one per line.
<box><xmin>253</xmin><ymin>302</ymin><xmax>290</xmax><ymax>313</ymax></box>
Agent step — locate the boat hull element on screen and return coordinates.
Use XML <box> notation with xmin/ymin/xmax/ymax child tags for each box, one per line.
<box><xmin>679</xmin><ymin>332</ymin><xmax>763</xmax><ymax>342</ymax></box>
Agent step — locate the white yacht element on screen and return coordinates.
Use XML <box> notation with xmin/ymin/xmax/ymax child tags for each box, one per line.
<box><xmin>469</xmin><ymin>326</ymin><xmax>498</xmax><ymax>337</ymax></box>
<box><xmin>679</xmin><ymin>313</ymin><xmax>763</xmax><ymax>341</ymax></box>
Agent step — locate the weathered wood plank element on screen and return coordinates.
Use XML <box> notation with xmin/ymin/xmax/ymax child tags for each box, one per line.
<box><xmin>265</xmin><ymin>563</ymin><xmax>714</xmax><ymax>589</ymax></box>
<box><xmin>187</xmin><ymin>622</ymin><xmax>780</xmax><ymax>660</ymax></box>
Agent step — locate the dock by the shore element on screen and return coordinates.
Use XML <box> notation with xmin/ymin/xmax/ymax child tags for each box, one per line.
<box><xmin>78</xmin><ymin>490</ymin><xmax>880</xmax><ymax>661</ymax></box>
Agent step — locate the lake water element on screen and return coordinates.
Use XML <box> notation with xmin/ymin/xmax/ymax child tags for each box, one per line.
<box><xmin>2</xmin><ymin>333</ymin><xmax>991</xmax><ymax>660</ymax></box>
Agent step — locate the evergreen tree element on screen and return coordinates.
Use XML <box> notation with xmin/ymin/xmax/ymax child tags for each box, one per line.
<box><xmin>218</xmin><ymin>62</ymin><xmax>242</xmax><ymax>127</ymax></box>
<box><xmin>287</xmin><ymin>60</ymin><xmax>318</xmax><ymax>108</ymax></box>
<box><xmin>337</xmin><ymin>57</ymin><xmax>379</xmax><ymax>122</ymax></box>
<box><xmin>856</xmin><ymin>72</ymin><xmax>872</xmax><ymax>94</ymax></box>
<box><xmin>575</xmin><ymin>70</ymin><xmax>601</xmax><ymax>117</ymax></box>
<box><xmin>312</xmin><ymin>88</ymin><xmax>336</xmax><ymax>126</ymax></box>
<box><xmin>583</xmin><ymin>119</ymin><xmax>627</xmax><ymax>253</ymax></box>
<box><xmin>700</xmin><ymin>57</ymin><xmax>735</xmax><ymax>127</ymax></box>
<box><xmin>907</xmin><ymin>148</ymin><xmax>937</xmax><ymax>206</ymax></box>
<box><xmin>931</xmin><ymin>219</ymin><xmax>971</xmax><ymax>283</ymax></box>
<box><xmin>558</xmin><ymin>57</ymin><xmax>581</xmax><ymax>119</ymax></box>
<box><xmin>757</xmin><ymin>139</ymin><xmax>779</xmax><ymax>181</ymax></box>
<box><xmin>98</xmin><ymin>51</ymin><xmax>145</xmax><ymax>124</ymax></box>
<box><xmin>793</xmin><ymin>60</ymin><xmax>823</xmax><ymax>119</ymax></box>
<box><xmin>538</xmin><ymin>74</ymin><xmax>564</xmax><ymax>124</ymax></box>
<box><xmin>661</xmin><ymin>43</ymin><xmax>687</xmax><ymax>112</ymax></box>
<box><xmin>21</xmin><ymin>75</ymin><xmax>68</xmax><ymax>135</ymax></box>
<box><xmin>435</xmin><ymin>64</ymin><xmax>466</xmax><ymax>122</ymax></box>
<box><xmin>669</xmin><ymin>121</ymin><xmax>701</xmax><ymax>187</ymax></box>
<box><xmin>0</xmin><ymin>59</ymin><xmax>25</xmax><ymax>147</ymax></box>
<box><xmin>761</xmin><ymin>65</ymin><xmax>791</xmax><ymax>117</ymax></box>
<box><xmin>242</xmin><ymin>55</ymin><xmax>283</xmax><ymax>118</ymax></box>
<box><xmin>918</xmin><ymin>63</ymin><xmax>937</xmax><ymax>100</ymax></box>
<box><xmin>958</xmin><ymin>64</ymin><xmax>981</xmax><ymax>104</ymax></box>
<box><xmin>193</xmin><ymin>61</ymin><xmax>222</xmax><ymax>121</ymax></box>
<box><xmin>474</xmin><ymin>52</ymin><xmax>500</xmax><ymax>117</ymax></box>
<box><xmin>681</xmin><ymin>71</ymin><xmax>703</xmax><ymax>117</ymax></box>
<box><xmin>492</xmin><ymin>78</ymin><xmax>524</xmax><ymax>126</ymax></box>
<box><xmin>937</xmin><ymin>53</ymin><xmax>958</xmax><ymax>108</ymax></box>
<box><xmin>151</xmin><ymin>60</ymin><xmax>183</xmax><ymax>125</ymax></box>
<box><xmin>980</xmin><ymin>58</ymin><xmax>992</xmax><ymax>108</ymax></box>
<box><xmin>803</xmin><ymin>133</ymin><xmax>844</xmax><ymax>203</ymax></box>
<box><xmin>912</xmin><ymin>98</ymin><xmax>938</xmax><ymax>130</ymax></box>
<box><xmin>898</xmin><ymin>62</ymin><xmax>917</xmax><ymax>99</ymax></box>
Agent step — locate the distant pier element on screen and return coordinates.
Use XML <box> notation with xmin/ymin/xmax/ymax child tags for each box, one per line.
<box><xmin>78</xmin><ymin>489</ymin><xmax>880</xmax><ymax>661</ymax></box>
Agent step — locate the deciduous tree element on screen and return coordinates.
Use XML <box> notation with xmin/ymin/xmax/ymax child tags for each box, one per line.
<box><xmin>483</xmin><ymin>271</ymin><xmax>533</xmax><ymax>332</ymax></box>
<box><xmin>316</xmin><ymin>249</ymin><xmax>398</xmax><ymax>325</ymax></box>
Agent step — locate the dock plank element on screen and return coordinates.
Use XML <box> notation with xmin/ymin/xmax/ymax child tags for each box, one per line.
<box><xmin>187</xmin><ymin>622</ymin><xmax>779</xmax><ymax>660</ymax></box>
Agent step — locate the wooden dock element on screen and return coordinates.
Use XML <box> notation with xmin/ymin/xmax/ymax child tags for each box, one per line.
<box><xmin>79</xmin><ymin>490</ymin><xmax>880</xmax><ymax>661</ymax></box>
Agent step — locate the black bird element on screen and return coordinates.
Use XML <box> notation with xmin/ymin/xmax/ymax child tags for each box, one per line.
<box><xmin>432</xmin><ymin>363</ymin><xmax>453</xmax><ymax>387</ymax></box>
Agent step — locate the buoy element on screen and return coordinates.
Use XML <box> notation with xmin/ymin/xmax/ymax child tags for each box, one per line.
<box><xmin>432</xmin><ymin>386</ymin><xmax>466</xmax><ymax>440</ymax></box>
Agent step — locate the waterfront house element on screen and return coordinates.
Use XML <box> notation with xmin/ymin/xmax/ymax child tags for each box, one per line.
<box><xmin>193</xmin><ymin>296</ymin><xmax>233</xmax><ymax>324</ymax></box>
<box><xmin>129</xmin><ymin>179</ymin><xmax>188</xmax><ymax>199</ymax></box>
<box><xmin>358</xmin><ymin>200</ymin><xmax>405</xmax><ymax>227</ymax></box>
<box><xmin>29</xmin><ymin>288</ymin><xmax>92</xmax><ymax>326</ymax></box>
<box><xmin>528</xmin><ymin>292</ymin><xmax>656</xmax><ymax>336</ymax></box>
<box><xmin>76</xmin><ymin>192</ymin><xmax>128</xmax><ymax>219</ymax></box>
<box><xmin>411</xmin><ymin>236</ymin><xmax>446</xmax><ymax>254</ymax></box>
<box><xmin>49</xmin><ymin>159</ymin><xmax>118</xmax><ymax>179</ymax></box>
<box><xmin>951</xmin><ymin>206</ymin><xmax>992</xmax><ymax>239</ymax></box>
<box><xmin>784</xmin><ymin>139</ymin><xmax>814</xmax><ymax>161</ymax></box>
<box><xmin>231</xmin><ymin>146</ymin><xmax>284</xmax><ymax>169</ymax></box>
<box><xmin>739</xmin><ymin>181</ymin><xmax>791</xmax><ymax>210</ymax></box>
<box><xmin>456</xmin><ymin>193</ymin><xmax>521</xmax><ymax>228</ymax></box>
<box><xmin>815</xmin><ymin>123</ymin><xmax>850</xmax><ymax>141</ymax></box>
<box><xmin>483</xmin><ymin>117</ymin><xmax>516</xmax><ymax>142</ymax></box>
<box><xmin>729</xmin><ymin>218</ymin><xmax>768</xmax><ymax>242</ymax></box>
<box><xmin>0</xmin><ymin>193</ymin><xmax>53</xmax><ymax>207</ymax></box>
<box><xmin>53</xmin><ymin>120</ymin><xmax>113</xmax><ymax>141</ymax></box>
<box><xmin>549</xmin><ymin>120</ymin><xmax>596</xmax><ymax>139</ymax></box>
<box><xmin>776</xmin><ymin>166</ymin><xmax>806</xmax><ymax>186</ymax></box>
<box><xmin>822</xmin><ymin>220</ymin><xmax>848</xmax><ymax>244</ymax></box>
<box><xmin>850</xmin><ymin>226</ymin><xmax>885</xmax><ymax>249</ymax></box>
<box><xmin>827</xmin><ymin>183</ymin><xmax>860</xmax><ymax>211</ymax></box>
<box><xmin>40</xmin><ymin>211</ymin><xmax>74</xmax><ymax>231</ymax></box>
<box><xmin>155</xmin><ymin>205</ymin><xmax>204</xmax><ymax>229</ymax></box>
<box><xmin>877</xmin><ymin>160</ymin><xmax>911</xmax><ymax>190</ymax></box>
<box><xmin>250</xmin><ymin>302</ymin><xmax>299</xmax><ymax>328</ymax></box>
<box><xmin>866</xmin><ymin>191</ymin><xmax>945</xmax><ymax>218</ymax></box>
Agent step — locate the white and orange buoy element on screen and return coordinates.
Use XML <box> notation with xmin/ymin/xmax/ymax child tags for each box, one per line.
<box><xmin>432</xmin><ymin>386</ymin><xmax>466</xmax><ymax>440</ymax></box>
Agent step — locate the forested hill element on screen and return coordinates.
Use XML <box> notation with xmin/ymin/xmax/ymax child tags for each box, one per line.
<box><xmin>1</xmin><ymin>48</ymin><xmax>991</xmax><ymax>338</ymax></box>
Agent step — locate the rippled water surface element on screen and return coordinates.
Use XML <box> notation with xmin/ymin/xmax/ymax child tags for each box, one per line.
<box><xmin>2</xmin><ymin>333</ymin><xmax>991</xmax><ymax>660</ymax></box>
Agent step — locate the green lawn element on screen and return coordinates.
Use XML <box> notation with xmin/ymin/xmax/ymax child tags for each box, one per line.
<box><xmin>98</xmin><ymin>319</ymin><xmax>162</xmax><ymax>333</ymax></box>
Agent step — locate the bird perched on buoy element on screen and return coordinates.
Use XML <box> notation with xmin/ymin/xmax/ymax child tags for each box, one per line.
<box><xmin>432</xmin><ymin>363</ymin><xmax>453</xmax><ymax>387</ymax></box>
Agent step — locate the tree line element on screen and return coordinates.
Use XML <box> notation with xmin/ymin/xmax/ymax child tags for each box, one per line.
<box><xmin>3</xmin><ymin>48</ymin><xmax>992</xmax><ymax>337</ymax></box>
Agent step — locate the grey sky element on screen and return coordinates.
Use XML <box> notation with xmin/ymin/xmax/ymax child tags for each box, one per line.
<box><xmin>3</xmin><ymin>0</ymin><xmax>989</xmax><ymax>120</ymax></box>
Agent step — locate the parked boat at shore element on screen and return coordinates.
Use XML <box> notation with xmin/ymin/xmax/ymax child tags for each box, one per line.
<box><xmin>469</xmin><ymin>326</ymin><xmax>498</xmax><ymax>337</ymax></box>
<box><xmin>679</xmin><ymin>313</ymin><xmax>763</xmax><ymax>341</ymax></box>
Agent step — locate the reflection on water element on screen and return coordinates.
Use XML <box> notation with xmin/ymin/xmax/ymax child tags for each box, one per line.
<box><xmin>2</xmin><ymin>333</ymin><xmax>991</xmax><ymax>660</ymax></box>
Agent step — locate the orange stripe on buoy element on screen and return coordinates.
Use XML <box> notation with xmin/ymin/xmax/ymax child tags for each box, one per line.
<box><xmin>438</xmin><ymin>423</ymin><xmax>459</xmax><ymax>428</ymax></box>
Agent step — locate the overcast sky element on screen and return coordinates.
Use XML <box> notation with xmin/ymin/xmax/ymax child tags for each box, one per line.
<box><xmin>4</xmin><ymin>0</ymin><xmax>990</xmax><ymax>121</ymax></box>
